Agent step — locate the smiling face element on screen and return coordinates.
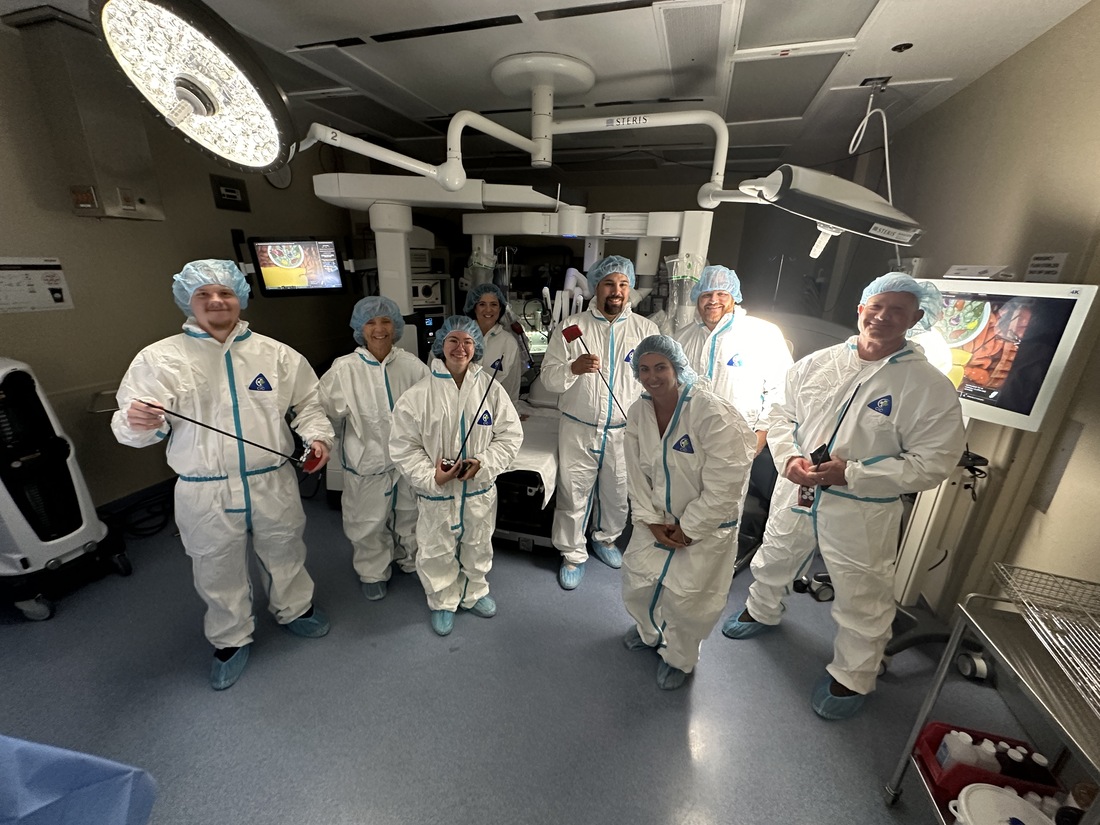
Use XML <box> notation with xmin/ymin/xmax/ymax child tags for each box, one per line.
<box><xmin>857</xmin><ymin>291</ymin><xmax>923</xmax><ymax>353</ymax></box>
<box><xmin>474</xmin><ymin>295</ymin><xmax>501</xmax><ymax>332</ymax></box>
<box><xmin>190</xmin><ymin>284</ymin><xmax>241</xmax><ymax>339</ymax></box>
<box><xmin>442</xmin><ymin>331</ymin><xmax>476</xmax><ymax>374</ymax></box>
<box><xmin>697</xmin><ymin>290</ymin><xmax>735</xmax><ymax>328</ymax></box>
<box><xmin>362</xmin><ymin>315</ymin><xmax>395</xmax><ymax>359</ymax></box>
<box><xmin>596</xmin><ymin>273</ymin><xmax>631</xmax><ymax>319</ymax></box>
<box><xmin>636</xmin><ymin>352</ymin><xmax>678</xmax><ymax>399</ymax></box>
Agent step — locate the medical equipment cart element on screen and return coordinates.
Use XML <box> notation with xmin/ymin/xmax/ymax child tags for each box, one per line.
<box><xmin>884</xmin><ymin>564</ymin><xmax>1100</xmax><ymax>824</ymax></box>
<box><xmin>0</xmin><ymin>358</ymin><xmax>129</xmax><ymax>620</ymax></box>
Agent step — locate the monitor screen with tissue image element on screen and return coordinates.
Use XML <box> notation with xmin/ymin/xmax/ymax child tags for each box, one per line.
<box><xmin>925</xmin><ymin>279</ymin><xmax>1097</xmax><ymax>431</ymax></box>
<box><xmin>247</xmin><ymin>237</ymin><xmax>347</xmax><ymax>297</ymax></box>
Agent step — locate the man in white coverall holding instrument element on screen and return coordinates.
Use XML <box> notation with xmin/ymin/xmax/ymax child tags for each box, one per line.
<box><xmin>721</xmin><ymin>272</ymin><xmax>965</xmax><ymax>720</ymax></box>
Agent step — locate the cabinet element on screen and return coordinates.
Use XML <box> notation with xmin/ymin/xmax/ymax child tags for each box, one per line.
<box><xmin>884</xmin><ymin>585</ymin><xmax>1100</xmax><ymax>824</ymax></box>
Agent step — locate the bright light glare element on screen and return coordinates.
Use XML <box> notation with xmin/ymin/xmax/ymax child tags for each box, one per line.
<box><xmin>99</xmin><ymin>0</ymin><xmax>282</xmax><ymax>167</ymax></box>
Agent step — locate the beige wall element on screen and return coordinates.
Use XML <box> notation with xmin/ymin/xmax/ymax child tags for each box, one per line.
<box><xmin>888</xmin><ymin>0</ymin><xmax>1100</xmax><ymax>585</ymax></box>
<box><xmin>0</xmin><ymin>27</ymin><xmax>355</xmax><ymax>505</ymax></box>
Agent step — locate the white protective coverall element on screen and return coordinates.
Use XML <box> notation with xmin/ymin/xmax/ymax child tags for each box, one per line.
<box><xmin>319</xmin><ymin>347</ymin><xmax>429</xmax><ymax>582</ymax></box>
<box><xmin>623</xmin><ymin>384</ymin><xmax>755</xmax><ymax>672</ymax></box>
<box><xmin>675</xmin><ymin>306</ymin><xmax>792</xmax><ymax>431</ymax></box>
<box><xmin>111</xmin><ymin>320</ymin><xmax>334</xmax><ymax>649</ymax></box>
<box><xmin>540</xmin><ymin>305</ymin><xmax>659</xmax><ymax>564</ymax></box>
<box><xmin>481</xmin><ymin>324</ymin><xmax>524</xmax><ymax>402</ymax></box>
<box><xmin>748</xmin><ymin>337</ymin><xmax>965</xmax><ymax>694</ymax></box>
<box><xmin>390</xmin><ymin>361</ymin><xmax>523</xmax><ymax>611</ymax></box>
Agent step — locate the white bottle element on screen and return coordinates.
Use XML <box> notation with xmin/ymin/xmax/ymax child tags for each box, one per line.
<box><xmin>975</xmin><ymin>739</ymin><xmax>1001</xmax><ymax>773</ymax></box>
<box><xmin>1024</xmin><ymin>791</ymin><xmax>1043</xmax><ymax>808</ymax></box>
<box><xmin>937</xmin><ymin>731</ymin><xmax>981</xmax><ymax>771</ymax></box>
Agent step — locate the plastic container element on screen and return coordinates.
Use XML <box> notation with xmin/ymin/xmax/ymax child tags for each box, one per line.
<box><xmin>915</xmin><ymin>722</ymin><xmax>1063</xmax><ymax>805</ymax></box>
<box><xmin>948</xmin><ymin>783</ymin><xmax>1054</xmax><ymax>825</ymax></box>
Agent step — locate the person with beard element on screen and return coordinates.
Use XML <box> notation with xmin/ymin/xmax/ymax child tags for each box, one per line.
<box><xmin>540</xmin><ymin>255</ymin><xmax>659</xmax><ymax>590</ymax></box>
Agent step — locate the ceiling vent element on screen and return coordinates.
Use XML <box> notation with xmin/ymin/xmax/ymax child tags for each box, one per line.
<box><xmin>654</xmin><ymin>0</ymin><xmax>726</xmax><ymax>98</ymax></box>
<box><xmin>535</xmin><ymin>0</ymin><xmax>655</xmax><ymax>21</ymax></box>
<box><xmin>370</xmin><ymin>15</ymin><xmax>522</xmax><ymax>43</ymax></box>
<box><xmin>3</xmin><ymin>7</ymin><xmax>164</xmax><ymax>220</ymax></box>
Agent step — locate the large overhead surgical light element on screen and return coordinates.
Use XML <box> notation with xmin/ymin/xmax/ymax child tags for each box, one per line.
<box><xmin>90</xmin><ymin>0</ymin><xmax>296</xmax><ymax>173</ymax></box>
<box><xmin>737</xmin><ymin>164</ymin><xmax>923</xmax><ymax>259</ymax></box>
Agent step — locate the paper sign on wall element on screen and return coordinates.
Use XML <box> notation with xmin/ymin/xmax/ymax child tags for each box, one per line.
<box><xmin>0</xmin><ymin>258</ymin><xmax>74</xmax><ymax>313</ymax></box>
<box><xmin>1025</xmin><ymin>253</ymin><xmax>1068</xmax><ymax>283</ymax></box>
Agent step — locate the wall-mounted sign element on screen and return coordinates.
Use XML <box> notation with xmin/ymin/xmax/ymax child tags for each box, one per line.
<box><xmin>0</xmin><ymin>258</ymin><xmax>73</xmax><ymax>313</ymax></box>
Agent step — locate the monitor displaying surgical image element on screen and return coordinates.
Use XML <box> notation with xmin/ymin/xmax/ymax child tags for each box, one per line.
<box><xmin>247</xmin><ymin>237</ymin><xmax>347</xmax><ymax>296</ymax></box>
<box><xmin>925</xmin><ymin>280</ymin><xmax>1097</xmax><ymax>431</ymax></box>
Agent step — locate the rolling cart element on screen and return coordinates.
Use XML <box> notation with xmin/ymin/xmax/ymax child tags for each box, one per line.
<box><xmin>0</xmin><ymin>358</ymin><xmax>130</xmax><ymax>620</ymax></box>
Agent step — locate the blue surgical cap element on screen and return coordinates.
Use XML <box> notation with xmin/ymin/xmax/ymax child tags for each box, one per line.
<box><xmin>586</xmin><ymin>255</ymin><xmax>636</xmax><ymax>293</ymax></box>
<box><xmin>690</xmin><ymin>265</ymin><xmax>743</xmax><ymax>304</ymax></box>
<box><xmin>631</xmin><ymin>335</ymin><xmax>697</xmax><ymax>387</ymax></box>
<box><xmin>860</xmin><ymin>272</ymin><xmax>944</xmax><ymax>330</ymax></box>
<box><xmin>172</xmin><ymin>259</ymin><xmax>250</xmax><ymax>315</ymax></box>
<box><xmin>432</xmin><ymin>315</ymin><xmax>485</xmax><ymax>362</ymax></box>
<box><xmin>463</xmin><ymin>282</ymin><xmax>508</xmax><ymax>318</ymax></box>
<box><xmin>350</xmin><ymin>296</ymin><xmax>405</xmax><ymax>346</ymax></box>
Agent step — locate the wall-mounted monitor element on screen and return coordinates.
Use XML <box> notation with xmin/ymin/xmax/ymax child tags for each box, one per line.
<box><xmin>925</xmin><ymin>279</ymin><xmax>1098</xmax><ymax>432</ymax></box>
<box><xmin>247</xmin><ymin>237</ymin><xmax>347</xmax><ymax>297</ymax></box>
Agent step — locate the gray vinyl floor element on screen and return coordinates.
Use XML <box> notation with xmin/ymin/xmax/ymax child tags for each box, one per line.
<box><xmin>1</xmin><ymin>487</ymin><xmax>1027</xmax><ymax>825</ymax></box>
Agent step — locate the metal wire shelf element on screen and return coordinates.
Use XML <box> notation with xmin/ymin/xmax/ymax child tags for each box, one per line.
<box><xmin>993</xmin><ymin>563</ymin><xmax>1100</xmax><ymax>719</ymax></box>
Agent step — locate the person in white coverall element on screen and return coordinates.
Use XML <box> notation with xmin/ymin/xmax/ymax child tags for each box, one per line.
<box><xmin>465</xmin><ymin>282</ymin><xmax>527</xmax><ymax>402</ymax></box>
<box><xmin>721</xmin><ymin>273</ymin><xmax>965</xmax><ymax>720</ymax></box>
<box><xmin>111</xmin><ymin>260</ymin><xmax>334</xmax><ymax>691</ymax></box>
<box><xmin>540</xmin><ymin>255</ymin><xmax>659</xmax><ymax>590</ymax></box>
<box><xmin>675</xmin><ymin>264</ymin><xmax>792</xmax><ymax>455</ymax></box>
<box><xmin>621</xmin><ymin>335</ymin><xmax>755</xmax><ymax>690</ymax></box>
<box><xmin>319</xmin><ymin>296</ymin><xmax>429</xmax><ymax>602</ymax></box>
<box><xmin>390</xmin><ymin>316</ymin><xmax>523</xmax><ymax>637</ymax></box>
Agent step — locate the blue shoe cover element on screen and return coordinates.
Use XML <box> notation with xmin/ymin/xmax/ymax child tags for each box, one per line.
<box><xmin>656</xmin><ymin>660</ymin><xmax>688</xmax><ymax>690</ymax></box>
<box><xmin>210</xmin><ymin>644</ymin><xmax>251</xmax><ymax>691</ymax></box>
<box><xmin>590</xmin><ymin>541</ymin><xmax>623</xmax><ymax>569</ymax></box>
<box><xmin>361</xmin><ymin>581</ymin><xmax>387</xmax><ymax>601</ymax></box>
<box><xmin>467</xmin><ymin>595</ymin><xmax>497</xmax><ymax>618</ymax></box>
<box><xmin>721</xmin><ymin>608</ymin><xmax>773</xmax><ymax>639</ymax></box>
<box><xmin>623</xmin><ymin>626</ymin><xmax>653</xmax><ymax>651</ymax></box>
<box><xmin>285</xmin><ymin>606</ymin><xmax>330</xmax><ymax>638</ymax></box>
<box><xmin>811</xmin><ymin>675</ymin><xmax>866</xmax><ymax>720</ymax></box>
<box><xmin>558</xmin><ymin>561</ymin><xmax>586</xmax><ymax>590</ymax></box>
<box><xmin>431</xmin><ymin>610</ymin><xmax>455</xmax><ymax>636</ymax></box>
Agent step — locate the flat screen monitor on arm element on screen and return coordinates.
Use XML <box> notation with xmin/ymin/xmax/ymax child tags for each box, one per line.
<box><xmin>246</xmin><ymin>237</ymin><xmax>348</xmax><ymax>297</ymax></box>
<box><xmin>924</xmin><ymin>279</ymin><xmax>1098</xmax><ymax>432</ymax></box>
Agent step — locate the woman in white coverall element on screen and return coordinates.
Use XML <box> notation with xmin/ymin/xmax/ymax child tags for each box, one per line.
<box><xmin>464</xmin><ymin>282</ymin><xmax>527</xmax><ymax>402</ymax></box>
<box><xmin>319</xmin><ymin>297</ymin><xmax>429</xmax><ymax>601</ymax></box>
<box><xmin>721</xmin><ymin>273</ymin><xmax>965</xmax><ymax>719</ymax></box>
<box><xmin>390</xmin><ymin>316</ymin><xmax>523</xmax><ymax>636</ymax></box>
<box><xmin>622</xmin><ymin>336</ymin><xmax>756</xmax><ymax>690</ymax></box>
<box><xmin>112</xmin><ymin>260</ymin><xmax>334</xmax><ymax>691</ymax></box>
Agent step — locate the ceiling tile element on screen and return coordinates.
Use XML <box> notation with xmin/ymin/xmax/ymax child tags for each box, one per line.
<box><xmin>727</xmin><ymin>52</ymin><xmax>842</xmax><ymax>121</ymax></box>
<box><xmin>739</xmin><ymin>0</ymin><xmax>879</xmax><ymax>49</ymax></box>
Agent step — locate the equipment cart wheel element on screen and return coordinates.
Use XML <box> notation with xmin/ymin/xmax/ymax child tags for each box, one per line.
<box><xmin>15</xmin><ymin>596</ymin><xmax>55</xmax><ymax>621</ymax></box>
<box><xmin>110</xmin><ymin>552</ymin><xmax>133</xmax><ymax>577</ymax></box>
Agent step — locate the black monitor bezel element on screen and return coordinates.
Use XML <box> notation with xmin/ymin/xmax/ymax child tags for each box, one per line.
<box><xmin>246</xmin><ymin>236</ymin><xmax>349</xmax><ymax>298</ymax></box>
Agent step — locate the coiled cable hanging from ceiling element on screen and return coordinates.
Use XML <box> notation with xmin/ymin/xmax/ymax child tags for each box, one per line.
<box><xmin>849</xmin><ymin>90</ymin><xmax>903</xmax><ymax>268</ymax></box>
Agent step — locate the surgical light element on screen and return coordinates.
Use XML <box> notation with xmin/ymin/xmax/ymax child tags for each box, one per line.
<box><xmin>90</xmin><ymin>0</ymin><xmax>296</xmax><ymax>173</ymax></box>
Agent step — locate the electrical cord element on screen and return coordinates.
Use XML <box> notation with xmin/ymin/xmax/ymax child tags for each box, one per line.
<box><xmin>849</xmin><ymin>90</ymin><xmax>902</xmax><ymax>267</ymax></box>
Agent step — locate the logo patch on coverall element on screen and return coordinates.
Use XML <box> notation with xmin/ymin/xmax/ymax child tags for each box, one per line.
<box><xmin>673</xmin><ymin>435</ymin><xmax>694</xmax><ymax>453</ymax></box>
<box><xmin>477</xmin><ymin>411</ymin><xmax>493</xmax><ymax>425</ymax></box>
<box><xmin>726</xmin><ymin>355</ymin><xmax>744</xmax><ymax>367</ymax></box>
<box><xmin>624</xmin><ymin>348</ymin><xmax>634</xmax><ymax>362</ymax></box>
<box><xmin>489</xmin><ymin>358</ymin><xmax>504</xmax><ymax>371</ymax></box>
<box><xmin>248</xmin><ymin>374</ymin><xmax>272</xmax><ymax>391</ymax></box>
<box><xmin>868</xmin><ymin>395</ymin><xmax>893</xmax><ymax>415</ymax></box>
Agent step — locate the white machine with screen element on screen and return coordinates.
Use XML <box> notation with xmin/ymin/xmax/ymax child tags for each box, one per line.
<box><xmin>924</xmin><ymin>279</ymin><xmax>1098</xmax><ymax>432</ymax></box>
